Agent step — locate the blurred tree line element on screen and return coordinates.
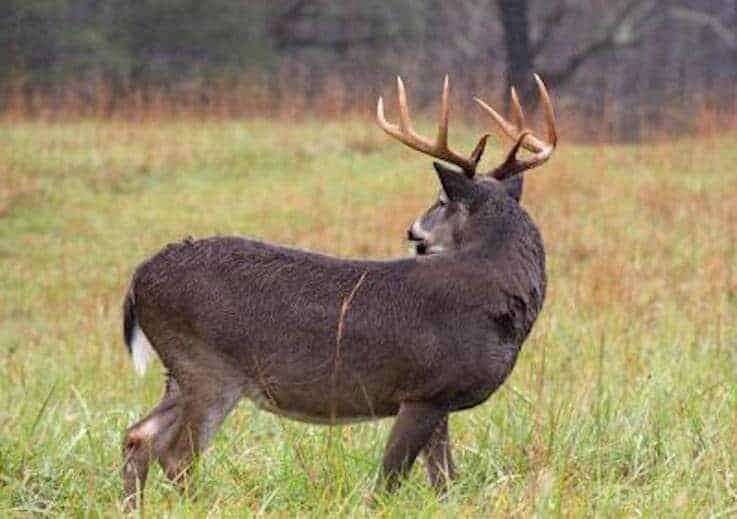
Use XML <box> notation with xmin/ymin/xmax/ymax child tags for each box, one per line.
<box><xmin>1</xmin><ymin>1</ymin><xmax>735</xmax><ymax>137</ymax></box>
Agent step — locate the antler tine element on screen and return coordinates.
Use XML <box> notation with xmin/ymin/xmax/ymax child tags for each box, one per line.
<box><xmin>377</xmin><ymin>96</ymin><xmax>388</xmax><ymax>129</ymax></box>
<box><xmin>473</xmin><ymin>96</ymin><xmax>521</xmax><ymax>145</ymax></box>
<box><xmin>510</xmin><ymin>86</ymin><xmax>526</xmax><ymax>130</ymax></box>
<box><xmin>376</xmin><ymin>75</ymin><xmax>479</xmax><ymax>175</ymax></box>
<box><xmin>534</xmin><ymin>73</ymin><xmax>557</xmax><ymax>147</ymax></box>
<box><xmin>396</xmin><ymin>76</ymin><xmax>412</xmax><ymax>133</ymax></box>
<box><xmin>376</xmin><ymin>97</ymin><xmax>402</xmax><ymax>138</ymax></box>
<box><xmin>437</xmin><ymin>75</ymin><xmax>450</xmax><ymax>148</ymax></box>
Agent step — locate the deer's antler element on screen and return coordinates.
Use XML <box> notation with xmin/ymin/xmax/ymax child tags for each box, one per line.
<box><xmin>474</xmin><ymin>74</ymin><xmax>557</xmax><ymax>180</ymax></box>
<box><xmin>377</xmin><ymin>76</ymin><xmax>487</xmax><ymax>177</ymax></box>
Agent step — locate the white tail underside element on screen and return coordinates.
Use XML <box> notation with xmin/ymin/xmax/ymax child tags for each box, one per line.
<box><xmin>131</xmin><ymin>325</ymin><xmax>156</xmax><ymax>377</ymax></box>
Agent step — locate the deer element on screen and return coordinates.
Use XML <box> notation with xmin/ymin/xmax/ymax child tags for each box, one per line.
<box><xmin>120</xmin><ymin>73</ymin><xmax>557</xmax><ymax>511</ymax></box>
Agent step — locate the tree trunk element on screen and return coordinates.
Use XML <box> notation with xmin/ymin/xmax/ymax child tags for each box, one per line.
<box><xmin>496</xmin><ymin>0</ymin><xmax>535</xmax><ymax>110</ymax></box>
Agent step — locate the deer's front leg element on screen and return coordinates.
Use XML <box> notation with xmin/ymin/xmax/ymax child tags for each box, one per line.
<box><xmin>380</xmin><ymin>401</ymin><xmax>447</xmax><ymax>492</ymax></box>
<box><xmin>421</xmin><ymin>414</ymin><xmax>454</xmax><ymax>493</ymax></box>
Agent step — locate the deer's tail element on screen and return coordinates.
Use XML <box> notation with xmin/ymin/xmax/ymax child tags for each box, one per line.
<box><xmin>122</xmin><ymin>283</ymin><xmax>155</xmax><ymax>377</ymax></box>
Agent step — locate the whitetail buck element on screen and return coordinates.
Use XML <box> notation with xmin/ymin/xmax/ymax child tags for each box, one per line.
<box><xmin>121</xmin><ymin>74</ymin><xmax>556</xmax><ymax>510</ymax></box>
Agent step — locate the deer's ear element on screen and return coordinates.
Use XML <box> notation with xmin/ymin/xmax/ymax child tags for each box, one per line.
<box><xmin>501</xmin><ymin>175</ymin><xmax>524</xmax><ymax>202</ymax></box>
<box><xmin>433</xmin><ymin>162</ymin><xmax>474</xmax><ymax>202</ymax></box>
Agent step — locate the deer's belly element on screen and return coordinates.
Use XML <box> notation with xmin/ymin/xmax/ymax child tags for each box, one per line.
<box><xmin>243</xmin><ymin>379</ymin><xmax>400</xmax><ymax>425</ymax></box>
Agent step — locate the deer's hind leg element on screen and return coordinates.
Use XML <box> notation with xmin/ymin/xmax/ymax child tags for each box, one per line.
<box><xmin>122</xmin><ymin>330</ymin><xmax>244</xmax><ymax>510</ymax></box>
<box><xmin>156</xmin><ymin>380</ymin><xmax>242</xmax><ymax>490</ymax></box>
<box><xmin>122</xmin><ymin>376</ymin><xmax>182</xmax><ymax>512</ymax></box>
<box><xmin>151</xmin><ymin>349</ymin><xmax>245</xmax><ymax>493</ymax></box>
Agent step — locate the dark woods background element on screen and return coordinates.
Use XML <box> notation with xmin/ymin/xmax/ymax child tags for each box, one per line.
<box><xmin>1</xmin><ymin>1</ymin><xmax>736</xmax><ymax>139</ymax></box>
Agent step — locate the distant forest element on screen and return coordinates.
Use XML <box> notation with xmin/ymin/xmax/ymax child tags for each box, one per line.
<box><xmin>1</xmin><ymin>1</ymin><xmax>736</xmax><ymax>136</ymax></box>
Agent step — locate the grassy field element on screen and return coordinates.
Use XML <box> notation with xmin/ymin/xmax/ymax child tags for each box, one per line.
<box><xmin>1</xmin><ymin>119</ymin><xmax>736</xmax><ymax>517</ymax></box>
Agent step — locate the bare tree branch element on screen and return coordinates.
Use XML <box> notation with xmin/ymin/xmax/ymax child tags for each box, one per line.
<box><xmin>546</xmin><ymin>0</ymin><xmax>656</xmax><ymax>87</ymax></box>
<box><xmin>671</xmin><ymin>6</ymin><xmax>737</xmax><ymax>49</ymax></box>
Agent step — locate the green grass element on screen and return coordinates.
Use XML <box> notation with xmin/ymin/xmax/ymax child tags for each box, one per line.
<box><xmin>1</xmin><ymin>119</ymin><xmax>736</xmax><ymax>517</ymax></box>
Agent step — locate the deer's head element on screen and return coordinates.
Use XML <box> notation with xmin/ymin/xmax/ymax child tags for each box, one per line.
<box><xmin>377</xmin><ymin>75</ymin><xmax>557</xmax><ymax>256</ymax></box>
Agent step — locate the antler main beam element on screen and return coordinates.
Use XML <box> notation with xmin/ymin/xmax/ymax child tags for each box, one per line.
<box><xmin>377</xmin><ymin>76</ymin><xmax>483</xmax><ymax>175</ymax></box>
